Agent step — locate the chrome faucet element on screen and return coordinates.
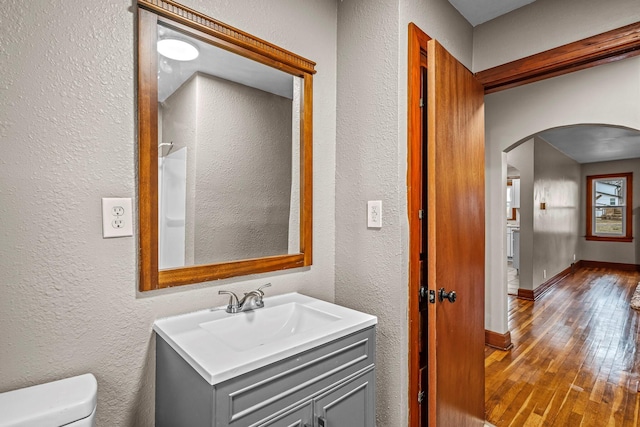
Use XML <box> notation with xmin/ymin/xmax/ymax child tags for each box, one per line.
<box><xmin>218</xmin><ymin>283</ymin><xmax>271</xmax><ymax>313</ymax></box>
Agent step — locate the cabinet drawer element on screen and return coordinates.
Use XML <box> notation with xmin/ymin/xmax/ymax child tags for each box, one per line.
<box><xmin>215</xmin><ymin>327</ymin><xmax>375</xmax><ymax>426</ymax></box>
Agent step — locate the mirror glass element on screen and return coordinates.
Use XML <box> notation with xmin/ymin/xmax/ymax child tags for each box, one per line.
<box><xmin>137</xmin><ymin>1</ymin><xmax>315</xmax><ymax>291</ymax></box>
<box><xmin>156</xmin><ymin>22</ymin><xmax>301</xmax><ymax>269</ymax></box>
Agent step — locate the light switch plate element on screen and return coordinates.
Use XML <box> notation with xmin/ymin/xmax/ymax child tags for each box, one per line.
<box><xmin>102</xmin><ymin>197</ymin><xmax>133</xmax><ymax>238</ymax></box>
<box><xmin>367</xmin><ymin>200</ymin><xmax>382</xmax><ymax>228</ymax></box>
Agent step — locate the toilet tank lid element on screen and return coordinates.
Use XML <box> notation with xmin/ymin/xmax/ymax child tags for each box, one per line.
<box><xmin>0</xmin><ymin>374</ymin><xmax>97</xmax><ymax>427</ymax></box>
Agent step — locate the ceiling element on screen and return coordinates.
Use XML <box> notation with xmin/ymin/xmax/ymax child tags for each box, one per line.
<box><xmin>158</xmin><ymin>24</ymin><xmax>293</xmax><ymax>103</ymax></box>
<box><xmin>538</xmin><ymin>125</ymin><xmax>640</xmax><ymax>164</ymax></box>
<box><xmin>507</xmin><ymin>125</ymin><xmax>640</xmax><ymax>177</ymax></box>
<box><xmin>448</xmin><ymin>0</ymin><xmax>536</xmax><ymax>26</ymax></box>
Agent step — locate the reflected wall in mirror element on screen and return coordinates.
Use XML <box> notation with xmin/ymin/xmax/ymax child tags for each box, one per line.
<box><xmin>138</xmin><ymin>0</ymin><xmax>315</xmax><ymax>291</ymax></box>
<box><xmin>157</xmin><ymin>23</ymin><xmax>301</xmax><ymax>268</ymax></box>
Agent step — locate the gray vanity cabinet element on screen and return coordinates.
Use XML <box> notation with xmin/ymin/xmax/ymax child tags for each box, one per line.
<box><xmin>156</xmin><ymin>326</ymin><xmax>376</xmax><ymax>427</ymax></box>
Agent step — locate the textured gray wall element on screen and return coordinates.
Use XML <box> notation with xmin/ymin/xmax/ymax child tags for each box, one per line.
<box><xmin>335</xmin><ymin>0</ymin><xmax>472</xmax><ymax>425</ymax></box>
<box><xmin>532</xmin><ymin>138</ymin><xmax>581</xmax><ymax>288</ymax></box>
<box><xmin>0</xmin><ymin>1</ymin><xmax>337</xmax><ymax>426</ymax></box>
<box><xmin>191</xmin><ymin>74</ymin><xmax>292</xmax><ymax>264</ymax></box>
<box><xmin>335</xmin><ymin>1</ymin><xmax>403</xmax><ymax>423</ymax></box>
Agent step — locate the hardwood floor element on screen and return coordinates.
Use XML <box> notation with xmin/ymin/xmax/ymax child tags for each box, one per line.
<box><xmin>485</xmin><ymin>267</ymin><xmax>640</xmax><ymax>426</ymax></box>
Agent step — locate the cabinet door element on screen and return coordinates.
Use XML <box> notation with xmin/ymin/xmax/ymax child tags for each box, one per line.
<box><xmin>257</xmin><ymin>402</ymin><xmax>313</xmax><ymax>427</ymax></box>
<box><xmin>313</xmin><ymin>370</ymin><xmax>375</xmax><ymax>427</ymax></box>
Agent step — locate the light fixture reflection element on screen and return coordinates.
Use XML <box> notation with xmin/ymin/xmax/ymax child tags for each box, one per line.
<box><xmin>157</xmin><ymin>39</ymin><xmax>199</xmax><ymax>61</ymax></box>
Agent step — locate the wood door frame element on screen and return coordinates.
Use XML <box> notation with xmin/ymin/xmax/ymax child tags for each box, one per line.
<box><xmin>476</xmin><ymin>21</ymin><xmax>640</xmax><ymax>94</ymax></box>
<box><xmin>407</xmin><ymin>20</ymin><xmax>640</xmax><ymax>427</ymax></box>
<box><xmin>407</xmin><ymin>22</ymin><xmax>430</xmax><ymax>427</ymax></box>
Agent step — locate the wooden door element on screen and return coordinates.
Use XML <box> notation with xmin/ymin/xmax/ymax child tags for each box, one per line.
<box><xmin>408</xmin><ymin>27</ymin><xmax>485</xmax><ymax>426</ymax></box>
<box><xmin>424</xmin><ymin>39</ymin><xmax>485</xmax><ymax>426</ymax></box>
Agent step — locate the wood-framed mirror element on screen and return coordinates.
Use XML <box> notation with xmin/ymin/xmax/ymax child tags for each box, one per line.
<box><xmin>137</xmin><ymin>0</ymin><xmax>315</xmax><ymax>291</ymax></box>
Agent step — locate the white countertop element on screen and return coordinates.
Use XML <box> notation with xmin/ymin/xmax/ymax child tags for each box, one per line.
<box><xmin>153</xmin><ymin>292</ymin><xmax>377</xmax><ymax>385</ymax></box>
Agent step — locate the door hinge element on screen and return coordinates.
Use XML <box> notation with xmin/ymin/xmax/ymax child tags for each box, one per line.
<box><xmin>419</xmin><ymin>98</ymin><xmax>424</xmax><ymax>108</ymax></box>
<box><xmin>418</xmin><ymin>390</ymin><xmax>425</xmax><ymax>404</ymax></box>
<box><xmin>418</xmin><ymin>209</ymin><xmax>424</xmax><ymax>220</ymax></box>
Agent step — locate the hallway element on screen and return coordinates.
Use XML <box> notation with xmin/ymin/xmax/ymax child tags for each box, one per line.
<box><xmin>485</xmin><ymin>267</ymin><xmax>640</xmax><ymax>426</ymax></box>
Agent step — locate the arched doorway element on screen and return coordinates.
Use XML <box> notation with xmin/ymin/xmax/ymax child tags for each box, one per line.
<box><xmin>501</xmin><ymin>124</ymin><xmax>640</xmax><ymax>303</ymax></box>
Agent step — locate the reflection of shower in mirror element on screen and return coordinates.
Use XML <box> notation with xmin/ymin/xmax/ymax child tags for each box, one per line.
<box><xmin>158</xmin><ymin>141</ymin><xmax>174</xmax><ymax>157</ymax></box>
<box><xmin>158</xmin><ymin>147</ymin><xmax>187</xmax><ymax>269</ymax></box>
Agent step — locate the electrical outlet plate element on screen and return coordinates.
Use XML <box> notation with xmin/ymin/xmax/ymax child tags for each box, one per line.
<box><xmin>367</xmin><ymin>200</ymin><xmax>382</xmax><ymax>228</ymax></box>
<box><xmin>102</xmin><ymin>197</ymin><xmax>133</xmax><ymax>238</ymax></box>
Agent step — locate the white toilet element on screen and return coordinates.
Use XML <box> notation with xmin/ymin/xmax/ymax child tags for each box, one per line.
<box><xmin>0</xmin><ymin>373</ymin><xmax>97</xmax><ymax>427</ymax></box>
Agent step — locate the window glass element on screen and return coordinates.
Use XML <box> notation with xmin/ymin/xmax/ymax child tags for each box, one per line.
<box><xmin>587</xmin><ymin>173</ymin><xmax>632</xmax><ymax>242</ymax></box>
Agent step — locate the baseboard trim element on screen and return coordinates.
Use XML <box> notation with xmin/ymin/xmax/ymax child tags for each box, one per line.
<box><xmin>517</xmin><ymin>265</ymin><xmax>574</xmax><ymax>301</ymax></box>
<box><xmin>580</xmin><ymin>260</ymin><xmax>640</xmax><ymax>272</ymax></box>
<box><xmin>485</xmin><ymin>329</ymin><xmax>513</xmax><ymax>351</ymax></box>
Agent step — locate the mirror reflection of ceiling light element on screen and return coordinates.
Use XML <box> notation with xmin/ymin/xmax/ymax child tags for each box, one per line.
<box><xmin>157</xmin><ymin>39</ymin><xmax>199</xmax><ymax>61</ymax></box>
